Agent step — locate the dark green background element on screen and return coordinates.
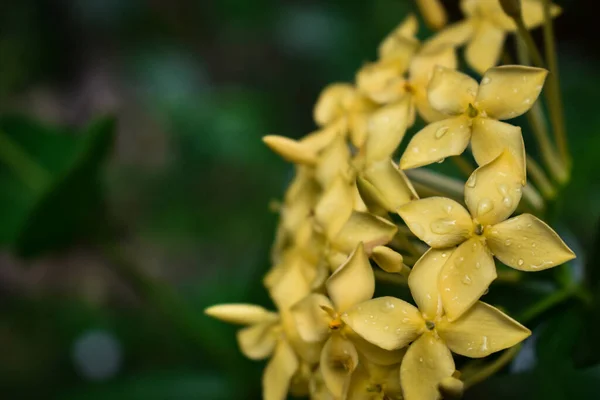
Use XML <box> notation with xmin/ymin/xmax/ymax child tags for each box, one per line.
<box><xmin>0</xmin><ymin>0</ymin><xmax>599</xmax><ymax>398</ymax></box>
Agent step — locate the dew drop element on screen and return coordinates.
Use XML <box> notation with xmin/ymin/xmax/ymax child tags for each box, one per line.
<box><xmin>435</xmin><ymin>126</ymin><xmax>449</xmax><ymax>139</ymax></box>
<box><xmin>503</xmin><ymin>196</ymin><xmax>513</xmax><ymax>208</ymax></box>
<box><xmin>477</xmin><ymin>198</ymin><xmax>494</xmax><ymax>216</ymax></box>
<box><xmin>430</xmin><ymin>218</ymin><xmax>457</xmax><ymax>234</ymax></box>
<box><xmin>466</xmin><ymin>173</ymin><xmax>477</xmax><ymax>188</ymax></box>
<box><xmin>462</xmin><ymin>275</ymin><xmax>472</xmax><ymax>285</ymax></box>
<box><xmin>505</xmin><ymin>239</ymin><xmax>511</xmax><ymax>246</ymax></box>
<box><xmin>437</xmin><ymin>158</ymin><xmax>446</xmax><ymax>163</ymax></box>
<box><xmin>481</xmin><ymin>76</ymin><xmax>491</xmax><ymax>85</ymax></box>
<box><xmin>381</xmin><ymin>299</ymin><xmax>396</xmax><ymax>313</ymax></box>
<box><xmin>497</xmin><ymin>183</ymin><xmax>509</xmax><ymax>196</ymax></box>
<box><xmin>517</xmin><ymin>258</ymin><xmax>524</xmax><ymax>266</ymax></box>
<box><xmin>532</xmin><ymin>243</ymin><xmax>537</xmax><ymax>248</ymax></box>
<box><xmin>475</xmin><ymin>262</ymin><xmax>481</xmax><ymax>269</ymax></box>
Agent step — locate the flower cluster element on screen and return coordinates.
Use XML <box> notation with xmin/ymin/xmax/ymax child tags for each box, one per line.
<box><xmin>205</xmin><ymin>1</ymin><xmax>572</xmax><ymax>399</ymax></box>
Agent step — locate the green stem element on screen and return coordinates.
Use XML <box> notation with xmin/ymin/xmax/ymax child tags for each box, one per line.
<box><xmin>519</xmin><ymin>285</ymin><xmax>576</xmax><ymax>323</ymax></box>
<box><xmin>451</xmin><ymin>155</ymin><xmax>474</xmax><ymax>178</ymax></box>
<box><xmin>541</xmin><ymin>0</ymin><xmax>570</xmax><ymax>167</ymax></box>
<box><xmin>515</xmin><ymin>19</ymin><xmax>546</xmax><ymax>68</ymax></box>
<box><xmin>463</xmin><ymin>345</ymin><xmax>522</xmax><ymax>389</ymax></box>
<box><xmin>0</xmin><ymin>128</ymin><xmax>50</xmax><ymax>192</ymax></box>
<box><xmin>526</xmin><ymin>154</ymin><xmax>556</xmax><ymax>199</ymax></box>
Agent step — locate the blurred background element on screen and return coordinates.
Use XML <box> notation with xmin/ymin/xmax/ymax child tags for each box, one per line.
<box><xmin>1</xmin><ymin>0</ymin><xmax>599</xmax><ymax>399</ymax></box>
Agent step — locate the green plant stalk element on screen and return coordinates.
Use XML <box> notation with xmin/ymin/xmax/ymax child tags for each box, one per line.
<box><xmin>0</xmin><ymin>128</ymin><xmax>50</xmax><ymax>192</ymax></box>
<box><xmin>451</xmin><ymin>155</ymin><xmax>474</xmax><ymax>177</ymax></box>
<box><xmin>515</xmin><ymin>17</ymin><xmax>570</xmax><ymax>181</ymax></box>
<box><xmin>526</xmin><ymin>154</ymin><xmax>557</xmax><ymax>199</ymax></box>
<box><xmin>541</xmin><ymin>0</ymin><xmax>570</xmax><ymax>167</ymax></box>
<box><xmin>463</xmin><ymin>345</ymin><xmax>522</xmax><ymax>389</ymax></box>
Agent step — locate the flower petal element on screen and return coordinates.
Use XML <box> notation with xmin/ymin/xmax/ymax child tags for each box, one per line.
<box><xmin>363</xmin><ymin>159</ymin><xmax>418</xmax><ymax>211</ymax></box>
<box><xmin>237</xmin><ymin>321</ymin><xmax>279</xmax><ymax>360</ymax></box>
<box><xmin>475</xmin><ymin>66</ymin><xmax>548</xmax><ymax>120</ymax></box>
<box><xmin>205</xmin><ymin>303</ymin><xmax>279</xmax><ymax>325</ymax></box>
<box><xmin>399</xmin><ymin>116</ymin><xmax>472</xmax><ymax>169</ymax></box>
<box><xmin>263</xmin><ymin>339</ymin><xmax>299</xmax><ymax>400</ymax></box>
<box><xmin>400</xmin><ymin>332</ymin><xmax>455</xmax><ymax>400</ymax></box>
<box><xmin>347</xmin><ymin>329</ymin><xmax>407</xmax><ymax>366</ymax></box>
<box><xmin>465</xmin><ymin>20</ymin><xmax>505</xmax><ymax>75</ymax></box>
<box><xmin>356</xmin><ymin>59</ymin><xmax>408</xmax><ymax>104</ymax></box>
<box><xmin>439</xmin><ymin>237</ymin><xmax>497</xmax><ymax>321</ymax></box>
<box><xmin>321</xmin><ymin>334</ymin><xmax>359</xmax><ymax>398</ymax></box>
<box><xmin>332</xmin><ymin>211</ymin><xmax>398</xmax><ymax>255</ymax></box>
<box><xmin>269</xmin><ymin>256</ymin><xmax>312</xmax><ymax>311</ymax></box>
<box><xmin>409</xmin><ymin>248</ymin><xmax>455</xmax><ymax>320</ymax></box>
<box><xmin>326</xmin><ymin>243</ymin><xmax>375</xmax><ymax>312</ymax></box>
<box><xmin>309</xmin><ymin>367</ymin><xmax>336</xmax><ymax>400</ymax></box>
<box><xmin>313</xmin><ymin>83</ymin><xmax>356</xmax><ymax>126</ymax></box>
<box><xmin>263</xmin><ymin>135</ymin><xmax>317</xmax><ymax>165</ymax></box>
<box><xmin>437</xmin><ymin>301</ymin><xmax>531</xmax><ymax>358</ymax></box>
<box><xmin>372</xmin><ymin>246</ymin><xmax>409</xmax><ymax>274</ymax></box>
<box><xmin>464</xmin><ymin>151</ymin><xmax>524</xmax><ymax>226</ymax></box>
<box><xmin>315</xmin><ymin>175</ymin><xmax>354</xmax><ymax>240</ymax></box>
<box><xmin>397</xmin><ymin>197</ymin><xmax>474</xmax><ymax>248</ymax></box>
<box><xmin>315</xmin><ymin>135</ymin><xmax>352</xmax><ymax>188</ymax></box>
<box><xmin>410</xmin><ymin>45</ymin><xmax>457</xmax><ymax>89</ymax></box>
<box><xmin>291</xmin><ymin>294</ymin><xmax>334</xmax><ymax>343</ymax></box>
<box><xmin>422</xmin><ymin>20</ymin><xmax>474</xmax><ymax>52</ymax></box>
<box><xmin>378</xmin><ymin>15</ymin><xmax>420</xmax><ymax>60</ymax></box>
<box><xmin>341</xmin><ymin>296</ymin><xmax>424</xmax><ymax>351</ymax></box>
<box><xmin>471</xmin><ymin>118</ymin><xmax>526</xmax><ymax>180</ymax></box>
<box><xmin>301</xmin><ymin>119</ymin><xmax>346</xmax><ymax>153</ymax></box>
<box><xmin>364</xmin><ymin>99</ymin><xmax>410</xmax><ymax>162</ymax></box>
<box><xmin>485</xmin><ymin>213</ymin><xmax>575</xmax><ymax>271</ymax></box>
<box><xmin>428</xmin><ymin>67</ymin><xmax>477</xmax><ymax>115</ymax></box>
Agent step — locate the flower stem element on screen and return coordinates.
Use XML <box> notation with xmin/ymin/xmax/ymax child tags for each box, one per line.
<box><xmin>526</xmin><ymin>154</ymin><xmax>556</xmax><ymax>199</ymax></box>
<box><xmin>451</xmin><ymin>155</ymin><xmax>474</xmax><ymax>178</ymax></box>
<box><xmin>0</xmin><ymin>128</ymin><xmax>51</xmax><ymax>192</ymax></box>
<box><xmin>519</xmin><ymin>284</ymin><xmax>576</xmax><ymax>323</ymax></box>
<box><xmin>541</xmin><ymin>0</ymin><xmax>570</xmax><ymax>168</ymax></box>
<box><xmin>463</xmin><ymin>345</ymin><xmax>522</xmax><ymax>389</ymax></box>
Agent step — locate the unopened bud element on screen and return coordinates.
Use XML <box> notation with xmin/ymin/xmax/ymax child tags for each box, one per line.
<box><xmin>499</xmin><ymin>0</ymin><xmax>522</xmax><ymax>19</ymax></box>
<box><xmin>416</xmin><ymin>0</ymin><xmax>448</xmax><ymax>30</ymax></box>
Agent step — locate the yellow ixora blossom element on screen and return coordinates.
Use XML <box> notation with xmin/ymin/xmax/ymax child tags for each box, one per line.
<box><xmin>400</xmin><ymin>64</ymin><xmax>548</xmax><ymax>179</ymax></box>
<box><xmin>291</xmin><ymin>243</ymin><xmax>405</xmax><ymax>397</ymax></box>
<box><xmin>356</xmin><ymin>15</ymin><xmax>457</xmax><ymax>125</ymax></box>
<box><xmin>341</xmin><ymin>247</ymin><xmax>531</xmax><ymax>400</ymax></box>
<box><xmin>460</xmin><ymin>0</ymin><xmax>562</xmax><ymax>74</ymax></box>
<box><xmin>398</xmin><ymin>151</ymin><xmax>575</xmax><ymax>320</ymax></box>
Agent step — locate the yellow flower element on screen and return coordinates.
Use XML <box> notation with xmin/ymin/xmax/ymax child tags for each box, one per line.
<box><xmin>400</xmin><ymin>65</ymin><xmax>548</xmax><ymax>179</ymax></box>
<box><xmin>460</xmin><ymin>0</ymin><xmax>562</xmax><ymax>74</ymax></box>
<box><xmin>291</xmin><ymin>243</ymin><xmax>405</xmax><ymax>397</ymax></box>
<box><xmin>344</xmin><ymin>357</ymin><xmax>404</xmax><ymax>400</ymax></box>
<box><xmin>398</xmin><ymin>152</ymin><xmax>575</xmax><ymax>320</ymax></box>
<box><xmin>341</xmin><ymin>248</ymin><xmax>531</xmax><ymax>400</ymax></box>
<box><xmin>356</xmin><ymin>15</ymin><xmax>457</xmax><ymax>125</ymax></box>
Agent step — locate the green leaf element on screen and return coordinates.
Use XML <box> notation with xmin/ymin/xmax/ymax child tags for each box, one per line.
<box><xmin>0</xmin><ymin>115</ymin><xmax>116</xmax><ymax>257</ymax></box>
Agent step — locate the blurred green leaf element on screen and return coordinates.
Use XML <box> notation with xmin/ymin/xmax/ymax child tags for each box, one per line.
<box><xmin>0</xmin><ymin>115</ymin><xmax>115</xmax><ymax>257</ymax></box>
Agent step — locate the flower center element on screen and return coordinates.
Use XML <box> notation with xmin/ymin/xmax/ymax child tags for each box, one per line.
<box><xmin>474</xmin><ymin>223</ymin><xmax>484</xmax><ymax>236</ymax></box>
<box><xmin>425</xmin><ymin>320</ymin><xmax>435</xmax><ymax>331</ymax></box>
<box><xmin>467</xmin><ymin>103</ymin><xmax>479</xmax><ymax>118</ymax></box>
<box><xmin>329</xmin><ymin>318</ymin><xmax>344</xmax><ymax>331</ymax></box>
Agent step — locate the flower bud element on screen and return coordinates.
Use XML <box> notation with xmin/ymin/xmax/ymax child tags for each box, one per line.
<box><xmin>499</xmin><ymin>0</ymin><xmax>522</xmax><ymax>19</ymax></box>
<box><xmin>416</xmin><ymin>0</ymin><xmax>447</xmax><ymax>30</ymax></box>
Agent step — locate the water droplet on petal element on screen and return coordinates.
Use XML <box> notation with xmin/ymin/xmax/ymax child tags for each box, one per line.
<box><xmin>435</xmin><ymin>126</ymin><xmax>449</xmax><ymax>139</ymax></box>
<box><xmin>503</xmin><ymin>197</ymin><xmax>513</xmax><ymax>208</ymax></box>
<box><xmin>517</xmin><ymin>259</ymin><xmax>524</xmax><ymax>266</ymax></box>
<box><xmin>461</xmin><ymin>275</ymin><xmax>472</xmax><ymax>285</ymax></box>
<box><xmin>482</xmin><ymin>77</ymin><xmax>491</xmax><ymax>85</ymax></box>
<box><xmin>505</xmin><ymin>239</ymin><xmax>511</xmax><ymax>246</ymax></box>
<box><xmin>466</xmin><ymin>173</ymin><xmax>477</xmax><ymax>188</ymax></box>
<box><xmin>430</xmin><ymin>218</ymin><xmax>457</xmax><ymax>234</ymax></box>
<box><xmin>477</xmin><ymin>198</ymin><xmax>493</xmax><ymax>216</ymax></box>
<box><xmin>437</xmin><ymin>158</ymin><xmax>446</xmax><ymax>163</ymax></box>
